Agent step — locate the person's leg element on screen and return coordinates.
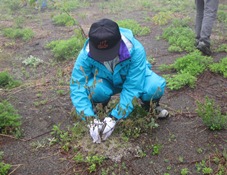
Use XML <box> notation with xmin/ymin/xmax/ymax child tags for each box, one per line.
<box><xmin>200</xmin><ymin>0</ymin><xmax>219</xmax><ymax>45</ymax></box>
<box><xmin>195</xmin><ymin>0</ymin><xmax>205</xmax><ymax>42</ymax></box>
<box><xmin>140</xmin><ymin>70</ymin><xmax>168</xmax><ymax>118</ymax></box>
<box><xmin>196</xmin><ymin>0</ymin><xmax>219</xmax><ymax>56</ymax></box>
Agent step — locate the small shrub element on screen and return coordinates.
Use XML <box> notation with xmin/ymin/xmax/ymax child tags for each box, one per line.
<box><xmin>46</xmin><ymin>28</ymin><xmax>85</xmax><ymax>61</ymax></box>
<box><xmin>52</xmin><ymin>13</ymin><xmax>76</xmax><ymax>26</ymax></box>
<box><xmin>22</xmin><ymin>55</ymin><xmax>44</xmax><ymax>67</ymax></box>
<box><xmin>86</xmin><ymin>155</ymin><xmax>105</xmax><ymax>173</ymax></box>
<box><xmin>0</xmin><ymin>101</ymin><xmax>22</xmax><ymax>136</ymax></box>
<box><xmin>0</xmin><ymin>152</ymin><xmax>11</xmax><ymax>175</ymax></box>
<box><xmin>3</xmin><ymin>27</ymin><xmax>34</xmax><ymax>41</ymax></box>
<box><xmin>163</xmin><ymin>72</ymin><xmax>197</xmax><ymax>90</ymax></box>
<box><xmin>160</xmin><ymin>51</ymin><xmax>213</xmax><ymax>90</ymax></box>
<box><xmin>0</xmin><ymin>71</ymin><xmax>20</xmax><ymax>89</ymax></box>
<box><xmin>5</xmin><ymin>0</ymin><xmax>21</xmax><ymax>11</ymax></box>
<box><xmin>117</xmin><ymin>19</ymin><xmax>151</xmax><ymax>36</ymax></box>
<box><xmin>217</xmin><ymin>10</ymin><xmax>227</xmax><ymax>23</ymax></box>
<box><xmin>196</xmin><ymin>97</ymin><xmax>227</xmax><ymax>130</ymax></box>
<box><xmin>209</xmin><ymin>57</ymin><xmax>227</xmax><ymax>78</ymax></box>
<box><xmin>152</xmin><ymin>144</ymin><xmax>162</xmax><ymax>155</ymax></box>
<box><xmin>73</xmin><ymin>154</ymin><xmax>105</xmax><ymax>173</ymax></box>
<box><xmin>117</xmin><ymin>98</ymin><xmax>159</xmax><ymax>139</ymax></box>
<box><xmin>0</xmin><ymin>159</ymin><xmax>11</xmax><ymax>175</ymax></box>
<box><xmin>162</xmin><ymin>19</ymin><xmax>195</xmax><ymax>52</ymax></box>
<box><xmin>216</xmin><ymin>44</ymin><xmax>227</xmax><ymax>53</ymax></box>
<box><xmin>181</xmin><ymin>168</ymin><xmax>190</xmax><ymax>175</ymax></box>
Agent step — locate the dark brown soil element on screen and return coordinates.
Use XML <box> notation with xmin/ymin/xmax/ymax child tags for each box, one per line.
<box><xmin>0</xmin><ymin>0</ymin><xmax>227</xmax><ymax>175</ymax></box>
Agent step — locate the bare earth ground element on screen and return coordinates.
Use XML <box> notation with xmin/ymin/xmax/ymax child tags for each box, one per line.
<box><xmin>0</xmin><ymin>0</ymin><xmax>227</xmax><ymax>175</ymax></box>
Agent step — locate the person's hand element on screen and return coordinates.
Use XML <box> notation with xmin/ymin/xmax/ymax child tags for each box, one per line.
<box><xmin>102</xmin><ymin>117</ymin><xmax>116</xmax><ymax>141</ymax></box>
<box><xmin>88</xmin><ymin>119</ymin><xmax>104</xmax><ymax>143</ymax></box>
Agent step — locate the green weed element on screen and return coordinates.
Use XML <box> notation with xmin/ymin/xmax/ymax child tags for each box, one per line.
<box><xmin>50</xmin><ymin>124</ymin><xmax>71</xmax><ymax>151</ymax></box>
<box><xmin>196</xmin><ymin>96</ymin><xmax>227</xmax><ymax>130</ymax></box>
<box><xmin>73</xmin><ymin>153</ymin><xmax>105</xmax><ymax>173</ymax></box>
<box><xmin>3</xmin><ymin>27</ymin><xmax>34</xmax><ymax>41</ymax></box>
<box><xmin>152</xmin><ymin>11</ymin><xmax>173</xmax><ymax>26</ymax></box>
<box><xmin>49</xmin><ymin>122</ymin><xmax>86</xmax><ymax>151</ymax></box>
<box><xmin>196</xmin><ymin>148</ymin><xmax>203</xmax><ymax>154</ymax></box>
<box><xmin>153</xmin><ymin>0</ymin><xmax>193</xmax><ymax>13</ymax></box>
<box><xmin>209</xmin><ymin>57</ymin><xmax>227</xmax><ymax>78</ymax></box>
<box><xmin>53</xmin><ymin>0</ymin><xmax>88</xmax><ymax>12</ymax></box>
<box><xmin>0</xmin><ymin>152</ymin><xmax>11</xmax><ymax>175</ymax></box>
<box><xmin>22</xmin><ymin>55</ymin><xmax>44</xmax><ymax>67</ymax></box>
<box><xmin>218</xmin><ymin>10</ymin><xmax>227</xmax><ymax>23</ymax></box>
<box><xmin>163</xmin><ymin>73</ymin><xmax>197</xmax><ymax>90</ymax></box>
<box><xmin>56</xmin><ymin>89</ymin><xmax>66</xmax><ymax>96</ymax></box>
<box><xmin>162</xmin><ymin>19</ymin><xmax>195</xmax><ymax>52</ymax></box>
<box><xmin>52</xmin><ymin>13</ymin><xmax>76</xmax><ymax>26</ymax></box>
<box><xmin>4</xmin><ymin>0</ymin><xmax>21</xmax><ymax>11</ymax></box>
<box><xmin>216</xmin><ymin>44</ymin><xmax>227</xmax><ymax>53</ymax></box>
<box><xmin>46</xmin><ymin>28</ymin><xmax>85</xmax><ymax>61</ymax></box>
<box><xmin>0</xmin><ymin>101</ymin><xmax>22</xmax><ymax>136</ymax></box>
<box><xmin>117</xmin><ymin>19</ymin><xmax>150</xmax><ymax>36</ymax></box>
<box><xmin>86</xmin><ymin>155</ymin><xmax>105</xmax><ymax>173</ymax></box>
<box><xmin>160</xmin><ymin>51</ymin><xmax>212</xmax><ymax>90</ymax></box>
<box><xmin>152</xmin><ymin>144</ymin><xmax>162</xmax><ymax>155</ymax></box>
<box><xmin>180</xmin><ymin>168</ymin><xmax>190</xmax><ymax>175</ymax></box>
<box><xmin>33</xmin><ymin>99</ymin><xmax>48</xmax><ymax>107</ymax></box>
<box><xmin>117</xmin><ymin>99</ymin><xmax>159</xmax><ymax>139</ymax></box>
<box><xmin>0</xmin><ymin>71</ymin><xmax>20</xmax><ymax>89</ymax></box>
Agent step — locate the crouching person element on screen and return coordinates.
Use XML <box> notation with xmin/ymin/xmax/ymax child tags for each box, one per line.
<box><xmin>70</xmin><ymin>18</ymin><xmax>168</xmax><ymax>143</ymax></box>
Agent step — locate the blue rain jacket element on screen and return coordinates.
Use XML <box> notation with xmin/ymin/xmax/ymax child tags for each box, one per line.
<box><xmin>70</xmin><ymin>28</ymin><xmax>164</xmax><ymax>120</ymax></box>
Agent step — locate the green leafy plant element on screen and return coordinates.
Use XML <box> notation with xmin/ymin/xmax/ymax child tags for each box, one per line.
<box><xmin>3</xmin><ymin>27</ymin><xmax>34</xmax><ymax>41</ymax></box>
<box><xmin>152</xmin><ymin>11</ymin><xmax>173</xmax><ymax>25</ymax></box>
<box><xmin>180</xmin><ymin>168</ymin><xmax>190</xmax><ymax>175</ymax></box>
<box><xmin>4</xmin><ymin>0</ymin><xmax>21</xmax><ymax>11</ymax></box>
<box><xmin>52</xmin><ymin>13</ymin><xmax>76</xmax><ymax>26</ymax></box>
<box><xmin>49</xmin><ymin>122</ymin><xmax>86</xmax><ymax>151</ymax></box>
<box><xmin>53</xmin><ymin>0</ymin><xmax>87</xmax><ymax>12</ymax></box>
<box><xmin>22</xmin><ymin>55</ymin><xmax>44</xmax><ymax>67</ymax></box>
<box><xmin>0</xmin><ymin>152</ymin><xmax>11</xmax><ymax>175</ymax></box>
<box><xmin>117</xmin><ymin>98</ymin><xmax>159</xmax><ymax>139</ymax></box>
<box><xmin>196</xmin><ymin>96</ymin><xmax>227</xmax><ymax>130</ymax></box>
<box><xmin>202</xmin><ymin>167</ymin><xmax>213</xmax><ymax>174</ymax></box>
<box><xmin>162</xmin><ymin>18</ymin><xmax>195</xmax><ymax>52</ymax></box>
<box><xmin>117</xmin><ymin>19</ymin><xmax>151</xmax><ymax>36</ymax></box>
<box><xmin>152</xmin><ymin>144</ymin><xmax>162</xmax><ymax>155</ymax></box>
<box><xmin>0</xmin><ymin>101</ymin><xmax>22</xmax><ymax>136</ymax></box>
<box><xmin>46</xmin><ymin>28</ymin><xmax>85</xmax><ymax>61</ymax></box>
<box><xmin>0</xmin><ymin>71</ymin><xmax>20</xmax><ymax>89</ymax></box>
<box><xmin>209</xmin><ymin>57</ymin><xmax>227</xmax><ymax>78</ymax></box>
<box><xmin>86</xmin><ymin>155</ymin><xmax>105</xmax><ymax>173</ymax></box>
<box><xmin>0</xmin><ymin>162</ymin><xmax>11</xmax><ymax>175</ymax></box>
<box><xmin>50</xmin><ymin>124</ymin><xmax>71</xmax><ymax>151</ymax></box>
<box><xmin>160</xmin><ymin>51</ymin><xmax>213</xmax><ymax>90</ymax></box>
<box><xmin>73</xmin><ymin>153</ymin><xmax>105</xmax><ymax>173</ymax></box>
<box><xmin>216</xmin><ymin>44</ymin><xmax>227</xmax><ymax>53</ymax></box>
<box><xmin>163</xmin><ymin>73</ymin><xmax>197</xmax><ymax>90</ymax></box>
<box><xmin>218</xmin><ymin>10</ymin><xmax>227</xmax><ymax>23</ymax></box>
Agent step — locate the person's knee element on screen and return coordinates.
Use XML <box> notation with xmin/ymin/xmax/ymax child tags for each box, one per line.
<box><xmin>141</xmin><ymin>75</ymin><xmax>166</xmax><ymax>101</ymax></box>
<box><xmin>88</xmin><ymin>80</ymin><xmax>113</xmax><ymax>103</ymax></box>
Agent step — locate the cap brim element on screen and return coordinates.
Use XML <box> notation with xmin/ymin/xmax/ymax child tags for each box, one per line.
<box><xmin>89</xmin><ymin>40</ymin><xmax>121</xmax><ymax>62</ymax></box>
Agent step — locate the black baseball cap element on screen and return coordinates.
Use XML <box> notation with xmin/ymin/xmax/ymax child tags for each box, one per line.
<box><xmin>88</xmin><ymin>18</ymin><xmax>121</xmax><ymax>62</ymax></box>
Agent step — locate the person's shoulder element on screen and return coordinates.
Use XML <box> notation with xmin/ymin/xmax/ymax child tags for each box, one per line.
<box><xmin>120</xmin><ymin>27</ymin><xmax>134</xmax><ymax>38</ymax></box>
